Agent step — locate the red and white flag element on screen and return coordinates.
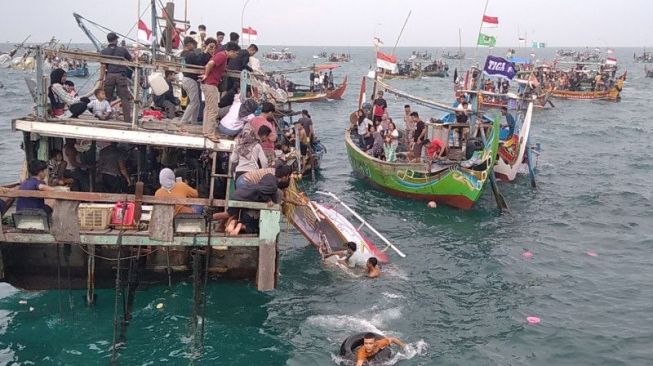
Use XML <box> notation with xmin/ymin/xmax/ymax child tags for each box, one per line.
<box><xmin>376</xmin><ymin>51</ymin><xmax>397</xmax><ymax>72</ymax></box>
<box><xmin>242</xmin><ymin>27</ymin><xmax>258</xmax><ymax>43</ymax></box>
<box><xmin>607</xmin><ymin>48</ymin><xmax>614</xmax><ymax>54</ymax></box>
<box><xmin>482</xmin><ymin>15</ymin><xmax>499</xmax><ymax>28</ymax></box>
<box><xmin>606</xmin><ymin>57</ymin><xmax>617</xmax><ymax>65</ymax></box>
<box><xmin>138</xmin><ymin>20</ymin><xmax>152</xmax><ymax>44</ymax></box>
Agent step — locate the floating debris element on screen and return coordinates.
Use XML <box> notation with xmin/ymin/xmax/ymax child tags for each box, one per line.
<box><xmin>526</xmin><ymin>316</ymin><xmax>541</xmax><ymax>325</ymax></box>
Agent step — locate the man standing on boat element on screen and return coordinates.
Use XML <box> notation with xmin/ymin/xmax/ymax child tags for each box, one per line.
<box><xmin>99</xmin><ymin>33</ymin><xmax>132</xmax><ymax>123</ymax></box>
<box><xmin>410</xmin><ymin>112</ymin><xmax>427</xmax><ymax>162</ymax></box>
<box><xmin>372</xmin><ymin>91</ymin><xmax>387</xmax><ymax>123</ymax></box>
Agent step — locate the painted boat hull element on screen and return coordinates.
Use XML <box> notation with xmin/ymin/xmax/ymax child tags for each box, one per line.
<box><xmin>344</xmin><ymin>117</ymin><xmax>501</xmax><ymax>209</ymax></box>
<box><xmin>494</xmin><ymin>101</ymin><xmax>533</xmax><ymax>182</ymax></box>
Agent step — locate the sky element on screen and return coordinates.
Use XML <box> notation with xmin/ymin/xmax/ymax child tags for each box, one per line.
<box><xmin>1</xmin><ymin>0</ymin><xmax>651</xmax><ymax>47</ymax></box>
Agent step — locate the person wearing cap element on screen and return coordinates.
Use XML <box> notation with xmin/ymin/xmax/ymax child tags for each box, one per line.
<box><xmin>99</xmin><ymin>32</ymin><xmax>133</xmax><ymax>122</ymax></box>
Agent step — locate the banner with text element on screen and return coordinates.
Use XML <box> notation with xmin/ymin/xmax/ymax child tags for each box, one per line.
<box><xmin>483</xmin><ymin>55</ymin><xmax>516</xmax><ymax>80</ymax></box>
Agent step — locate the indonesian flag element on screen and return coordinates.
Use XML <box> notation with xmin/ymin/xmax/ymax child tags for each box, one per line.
<box><xmin>606</xmin><ymin>57</ymin><xmax>617</xmax><ymax>65</ymax></box>
<box><xmin>607</xmin><ymin>48</ymin><xmax>614</xmax><ymax>54</ymax></box>
<box><xmin>358</xmin><ymin>75</ymin><xmax>366</xmax><ymax>108</ymax></box>
<box><xmin>138</xmin><ymin>20</ymin><xmax>152</xmax><ymax>44</ymax></box>
<box><xmin>482</xmin><ymin>15</ymin><xmax>499</xmax><ymax>28</ymax></box>
<box><xmin>242</xmin><ymin>27</ymin><xmax>258</xmax><ymax>43</ymax></box>
<box><xmin>376</xmin><ymin>51</ymin><xmax>397</xmax><ymax>72</ymax></box>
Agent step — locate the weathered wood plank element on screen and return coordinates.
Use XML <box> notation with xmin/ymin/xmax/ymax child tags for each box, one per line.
<box><xmin>3</xmin><ymin>232</ymin><xmax>262</xmax><ymax>247</ymax></box>
<box><xmin>51</xmin><ymin>200</ymin><xmax>81</xmax><ymax>243</ymax></box>
<box><xmin>256</xmin><ymin>240</ymin><xmax>277</xmax><ymax>291</ymax></box>
<box><xmin>149</xmin><ymin>204</ymin><xmax>175</xmax><ymax>242</ymax></box>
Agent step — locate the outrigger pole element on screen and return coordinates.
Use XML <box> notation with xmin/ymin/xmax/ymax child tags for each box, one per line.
<box><xmin>315</xmin><ymin>191</ymin><xmax>406</xmax><ymax>258</ymax></box>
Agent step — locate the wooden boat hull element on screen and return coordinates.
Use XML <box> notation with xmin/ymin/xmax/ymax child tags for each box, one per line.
<box><xmin>287</xmin><ymin>75</ymin><xmax>347</xmax><ymax>103</ymax></box>
<box><xmin>479</xmin><ymin>92</ymin><xmax>550</xmax><ymax>110</ymax></box>
<box><xmin>494</xmin><ymin>101</ymin><xmax>533</xmax><ymax>182</ymax></box>
<box><xmin>343</xmin><ymin>118</ymin><xmax>501</xmax><ymax>209</ymax></box>
<box><xmin>549</xmin><ymin>77</ymin><xmax>624</xmax><ymax>101</ymax></box>
<box><xmin>422</xmin><ymin>70</ymin><xmax>448</xmax><ymax>78</ymax></box>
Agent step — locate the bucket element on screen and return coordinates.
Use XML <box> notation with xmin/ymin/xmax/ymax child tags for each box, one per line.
<box><xmin>111</xmin><ymin>201</ymin><xmax>135</xmax><ymax>226</ymax></box>
<box><xmin>148</xmin><ymin>73</ymin><xmax>169</xmax><ymax>96</ymax></box>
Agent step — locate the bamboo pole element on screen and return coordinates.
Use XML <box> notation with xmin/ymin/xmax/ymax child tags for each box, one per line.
<box><xmin>473</xmin><ymin>0</ymin><xmax>490</xmax><ymax>63</ymax></box>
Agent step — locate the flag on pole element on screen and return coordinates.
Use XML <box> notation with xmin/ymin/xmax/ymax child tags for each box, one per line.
<box><xmin>477</xmin><ymin>33</ymin><xmax>497</xmax><ymax>47</ymax></box>
<box><xmin>606</xmin><ymin>57</ymin><xmax>617</xmax><ymax>65</ymax></box>
<box><xmin>481</xmin><ymin>15</ymin><xmax>499</xmax><ymax>28</ymax></box>
<box><xmin>138</xmin><ymin>19</ymin><xmax>152</xmax><ymax>44</ymax></box>
<box><xmin>358</xmin><ymin>74</ymin><xmax>366</xmax><ymax>108</ymax></box>
<box><xmin>242</xmin><ymin>27</ymin><xmax>258</xmax><ymax>43</ymax></box>
<box><xmin>373</xmin><ymin>37</ymin><xmax>384</xmax><ymax>48</ymax></box>
<box><xmin>376</xmin><ymin>51</ymin><xmax>397</xmax><ymax>72</ymax></box>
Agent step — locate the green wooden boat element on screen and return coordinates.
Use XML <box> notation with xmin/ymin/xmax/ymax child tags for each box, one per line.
<box><xmin>344</xmin><ymin>117</ymin><xmax>501</xmax><ymax>209</ymax></box>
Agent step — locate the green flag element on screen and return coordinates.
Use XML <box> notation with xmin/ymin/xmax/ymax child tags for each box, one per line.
<box><xmin>477</xmin><ymin>33</ymin><xmax>497</xmax><ymax>47</ymax></box>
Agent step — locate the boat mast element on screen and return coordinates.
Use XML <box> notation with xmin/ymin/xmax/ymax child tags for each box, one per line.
<box><xmin>73</xmin><ymin>13</ymin><xmax>103</xmax><ymax>52</ymax></box>
<box><xmin>150</xmin><ymin>0</ymin><xmax>158</xmax><ymax>58</ymax></box>
<box><xmin>473</xmin><ymin>0</ymin><xmax>490</xmax><ymax>63</ymax></box>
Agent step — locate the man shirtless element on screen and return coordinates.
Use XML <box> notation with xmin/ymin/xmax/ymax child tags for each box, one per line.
<box><xmin>356</xmin><ymin>333</ymin><xmax>406</xmax><ymax>366</ymax></box>
<box><xmin>366</xmin><ymin>257</ymin><xmax>381</xmax><ymax>278</ymax></box>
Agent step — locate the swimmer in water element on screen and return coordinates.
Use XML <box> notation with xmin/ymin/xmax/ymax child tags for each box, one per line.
<box><xmin>366</xmin><ymin>257</ymin><xmax>380</xmax><ymax>278</ymax></box>
<box><xmin>323</xmin><ymin>241</ymin><xmax>356</xmax><ymax>266</ymax></box>
<box><xmin>356</xmin><ymin>333</ymin><xmax>406</xmax><ymax>366</ymax></box>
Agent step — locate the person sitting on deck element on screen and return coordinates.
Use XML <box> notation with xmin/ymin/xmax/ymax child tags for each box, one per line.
<box><xmin>366</xmin><ymin>257</ymin><xmax>381</xmax><ymax>278</ymax></box>
<box><xmin>63</xmin><ymin>139</ymin><xmax>92</xmax><ymax>192</ymax></box>
<box><xmin>63</xmin><ymin>80</ymin><xmax>77</xmax><ymax>98</ymax></box>
<box><xmin>154</xmin><ymin>70</ymin><xmax>180</xmax><ymax>119</ymax></box>
<box><xmin>154</xmin><ymin>168</ymin><xmax>199</xmax><ymax>215</ymax></box>
<box><xmin>97</xmin><ymin>142</ymin><xmax>131</xmax><ymax>193</ymax></box>
<box><xmin>218</xmin><ymin>91</ymin><xmax>258</xmax><ymax>137</ymax></box>
<box><xmin>16</xmin><ymin>160</ymin><xmax>54</xmax><ymax>215</ymax></box>
<box><xmin>87</xmin><ymin>89</ymin><xmax>113</xmax><ymax>120</ymax></box>
<box><xmin>355</xmin><ymin>333</ymin><xmax>406</xmax><ymax>366</ymax></box>
<box><xmin>363</xmin><ymin>125</ymin><xmax>376</xmax><ymax>153</ymax></box>
<box><xmin>367</xmin><ymin>125</ymin><xmax>384</xmax><ymax>159</ymax></box>
<box><xmin>48</xmin><ymin>68</ymin><xmax>97</xmax><ymax>118</ymax></box>
<box><xmin>323</xmin><ymin>241</ymin><xmax>357</xmax><ymax>266</ymax></box>
<box><xmin>383</xmin><ymin>135</ymin><xmax>397</xmax><ymax>162</ymax></box>
<box><xmin>232</xmin><ymin>126</ymin><xmax>269</xmax><ymax>181</ymax></box>
<box><xmin>500</xmin><ymin>106</ymin><xmax>516</xmax><ymax>140</ymax></box>
<box><xmin>236</xmin><ymin>164</ymin><xmax>293</xmax><ymax>191</ymax></box>
<box><xmin>47</xmin><ymin>149</ymin><xmax>73</xmax><ymax>187</ymax></box>
<box><xmin>213</xmin><ymin>170</ymin><xmax>281</xmax><ymax>235</ymax></box>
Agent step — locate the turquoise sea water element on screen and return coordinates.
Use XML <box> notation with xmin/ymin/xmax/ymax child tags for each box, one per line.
<box><xmin>0</xmin><ymin>46</ymin><xmax>652</xmax><ymax>365</ymax></box>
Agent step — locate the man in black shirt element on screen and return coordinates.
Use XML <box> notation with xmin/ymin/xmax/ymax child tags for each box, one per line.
<box><xmin>411</xmin><ymin>112</ymin><xmax>427</xmax><ymax>162</ymax></box>
<box><xmin>226</xmin><ymin>44</ymin><xmax>258</xmax><ymax>91</ymax></box>
<box><xmin>100</xmin><ymin>32</ymin><xmax>133</xmax><ymax>122</ymax></box>
<box><xmin>180</xmin><ymin>37</ymin><xmax>201</xmax><ymax>123</ymax></box>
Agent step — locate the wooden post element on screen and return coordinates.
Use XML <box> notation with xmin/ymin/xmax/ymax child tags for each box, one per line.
<box><xmin>51</xmin><ymin>200</ymin><xmax>81</xmax><ymax>243</ymax></box>
<box><xmin>86</xmin><ymin>244</ymin><xmax>95</xmax><ymax>305</ymax></box>
<box><xmin>149</xmin><ymin>204</ymin><xmax>175</xmax><ymax>242</ymax></box>
<box><xmin>256</xmin><ymin>209</ymin><xmax>280</xmax><ymax>291</ymax></box>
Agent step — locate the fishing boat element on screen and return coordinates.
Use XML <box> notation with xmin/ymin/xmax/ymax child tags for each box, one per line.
<box><xmin>262</xmin><ymin>48</ymin><xmax>296</xmax><ymax>62</ymax></box>
<box><xmin>408</xmin><ymin>50</ymin><xmax>431</xmax><ymax>61</ymax></box>
<box><xmin>646</xmin><ymin>66</ymin><xmax>653</xmax><ymax>78</ymax></box>
<box><xmin>67</xmin><ymin>64</ymin><xmax>89</xmax><ymax>78</ymax></box>
<box><xmin>328</xmin><ymin>53</ymin><xmax>352</xmax><ymax>62</ymax></box>
<box><xmin>421</xmin><ymin>59</ymin><xmax>449</xmax><ymax>78</ymax></box>
<box><xmin>285</xmin><ymin>75</ymin><xmax>348</xmax><ymax>103</ymax></box>
<box><xmin>283</xmin><ymin>187</ymin><xmax>404</xmax><ymax>272</ymax></box>
<box><xmin>346</xmin><ymin>78</ymin><xmax>502</xmax><ymax>209</ymax></box>
<box><xmin>271</xmin><ymin>63</ymin><xmax>348</xmax><ymax>103</ymax></box>
<box><xmin>442</xmin><ymin>29</ymin><xmax>466</xmax><ymax>60</ymax></box>
<box><xmin>556</xmin><ymin>49</ymin><xmax>577</xmax><ymax>58</ymax></box>
<box><xmin>543</xmin><ymin>60</ymin><xmax>627</xmax><ymax>101</ymax></box>
<box><xmin>380</xmin><ymin>60</ymin><xmax>421</xmax><ymax>79</ymax></box>
<box><xmin>633</xmin><ymin>51</ymin><xmax>653</xmax><ymax>63</ymax></box>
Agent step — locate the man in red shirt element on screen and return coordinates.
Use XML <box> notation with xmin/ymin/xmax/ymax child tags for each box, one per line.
<box><xmin>200</xmin><ymin>42</ymin><xmax>240</xmax><ymax>140</ymax></box>
<box><xmin>424</xmin><ymin>138</ymin><xmax>445</xmax><ymax>160</ymax></box>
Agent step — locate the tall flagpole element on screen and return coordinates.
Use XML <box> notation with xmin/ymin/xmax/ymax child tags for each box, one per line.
<box><xmin>241</xmin><ymin>0</ymin><xmax>252</xmax><ymax>47</ymax></box>
<box><xmin>473</xmin><ymin>0</ymin><xmax>490</xmax><ymax>64</ymax></box>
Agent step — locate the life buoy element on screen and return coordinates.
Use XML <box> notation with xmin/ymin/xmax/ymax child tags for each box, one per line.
<box><xmin>339</xmin><ymin>332</ymin><xmax>393</xmax><ymax>362</ymax></box>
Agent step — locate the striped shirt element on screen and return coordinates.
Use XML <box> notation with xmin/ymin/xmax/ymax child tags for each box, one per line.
<box><xmin>242</xmin><ymin>168</ymin><xmax>274</xmax><ymax>185</ymax></box>
<box><xmin>88</xmin><ymin>99</ymin><xmax>112</xmax><ymax>116</ymax></box>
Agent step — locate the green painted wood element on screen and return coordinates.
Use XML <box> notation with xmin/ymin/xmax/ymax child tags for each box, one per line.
<box><xmin>259</xmin><ymin>210</ymin><xmax>281</xmax><ymax>242</ymax></box>
<box><xmin>2</xmin><ymin>233</ymin><xmax>265</xmax><ymax>247</ymax></box>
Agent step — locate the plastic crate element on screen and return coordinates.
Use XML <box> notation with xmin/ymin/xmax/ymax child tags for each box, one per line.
<box><xmin>78</xmin><ymin>206</ymin><xmax>112</xmax><ymax>230</ymax></box>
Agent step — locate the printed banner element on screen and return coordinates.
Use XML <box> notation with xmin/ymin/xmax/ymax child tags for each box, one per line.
<box><xmin>483</xmin><ymin>55</ymin><xmax>516</xmax><ymax>80</ymax></box>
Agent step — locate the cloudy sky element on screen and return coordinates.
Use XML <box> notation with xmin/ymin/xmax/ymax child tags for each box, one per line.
<box><xmin>2</xmin><ymin>0</ymin><xmax>650</xmax><ymax>47</ymax></box>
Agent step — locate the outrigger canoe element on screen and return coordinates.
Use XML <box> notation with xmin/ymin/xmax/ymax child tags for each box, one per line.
<box><xmin>344</xmin><ymin>116</ymin><xmax>501</xmax><ymax>209</ymax></box>
<box><xmin>286</xmin><ymin>75</ymin><xmax>348</xmax><ymax>103</ymax></box>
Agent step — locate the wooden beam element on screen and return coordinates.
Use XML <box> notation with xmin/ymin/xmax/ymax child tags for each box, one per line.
<box><xmin>0</xmin><ymin>190</ymin><xmax>279</xmax><ymax>211</ymax></box>
<box><xmin>51</xmin><ymin>200</ymin><xmax>81</xmax><ymax>243</ymax></box>
<box><xmin>149</xmin><ymin>204</ymin><xmax>175</xmax><ymax>242</ymax></box>
<box><xmin>2</xmin><ymin>232</ymin><xmax>263</xmax><ymax>247</ymax></box>
<box><xmin>256</xmin><ymin>240</ymin><xmax>277</xmax><ymax>291</ymax></box>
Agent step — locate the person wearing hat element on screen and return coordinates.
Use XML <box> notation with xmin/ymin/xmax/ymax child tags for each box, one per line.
<box><xmin>99</xmin><ymin>32</ymin><xmax>133</xmax><ymax>122</ymax></box>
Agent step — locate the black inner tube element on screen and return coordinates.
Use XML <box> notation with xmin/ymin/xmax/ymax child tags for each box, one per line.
<box><xmin>340</xmin><ymin>332</ymin><xmax>393</xmax><ymax>362</ymax></box>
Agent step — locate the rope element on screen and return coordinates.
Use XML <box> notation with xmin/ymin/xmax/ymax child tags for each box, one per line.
<box><xmin>79</xmin><ymin>244</ymin><xmax>160</xmax><ymax>261</ymax></box>
<box><xmin>110</xmin><ymin>197</ymin><xmax>129</xmax><ymax>364</ymax></box>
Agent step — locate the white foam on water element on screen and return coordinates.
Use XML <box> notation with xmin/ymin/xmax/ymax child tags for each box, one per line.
<box><xmin>381</xmin><ymin>292</ymin><xmax>404</xmax><ymax>300</ymax></box>
<box><xmin>383</xmin><ymin>339</ymin><xmax>429</xmax><ymax>365</ymax></box>
<box><xmin>305</xmin><ymin>314</ymin><xmax>385</xmax><ymax>335</ymax></box>
<box><xmin>370</xmin><ymin>307</ymin><xmax>402</xmax><ymax>325</ymax></box>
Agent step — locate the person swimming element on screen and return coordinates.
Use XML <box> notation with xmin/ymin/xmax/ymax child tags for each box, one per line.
<box><xmin>323</xmin><ymin>241</ymin><xmax>356</xmax><ymax>266</ymax></box>
<box><xmin>366</xmin><ymin>257</ymin><xmax>381</xmax><ymax>278</ymax></box>
<box><xmin>356</xmin><ymin>333</ymin><xmax>405</xmax><ymax>366</ymax></box>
